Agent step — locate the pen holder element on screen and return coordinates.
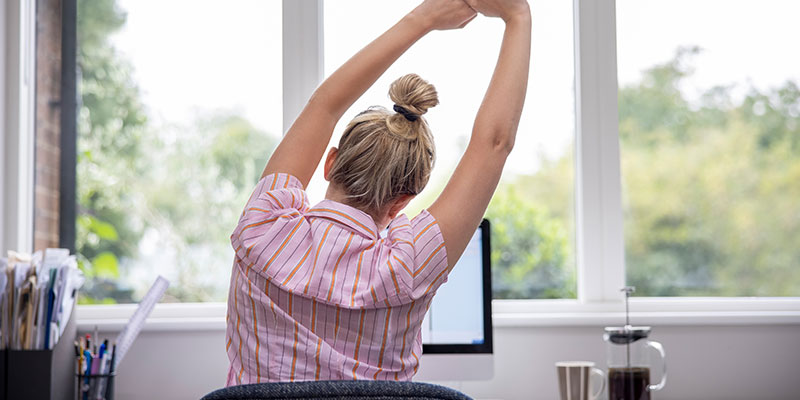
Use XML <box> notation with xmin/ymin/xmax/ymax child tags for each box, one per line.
<box><xmin>75</xmin><ymin>372</ymin><xmax>115</xmax><ymax>400</ymax></box>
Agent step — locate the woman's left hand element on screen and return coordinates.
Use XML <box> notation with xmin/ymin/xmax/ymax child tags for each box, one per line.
<box><xmin>413</xmin><ymin>0</ymin><xmax>477</xmax><ymax>31</ymax></box>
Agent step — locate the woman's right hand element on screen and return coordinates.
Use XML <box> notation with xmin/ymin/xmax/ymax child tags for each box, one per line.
<box><xmin>413</xmin><ymin>0</ymin><xmax>477</xmax><ymax>31</ymax></box>
<box><xmin>465</xmin><ymin>0</ymin><xmax>529</xmax><ymax>22</ymax></box>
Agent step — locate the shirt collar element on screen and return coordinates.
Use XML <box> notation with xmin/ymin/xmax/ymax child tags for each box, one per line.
<box><xmin>306</xmin><ymin>199</ymin><xmax>379</xmax><ymax>240</ymax></box>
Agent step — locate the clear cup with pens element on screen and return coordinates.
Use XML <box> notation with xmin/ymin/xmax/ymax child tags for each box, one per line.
<box><xmin>73</xmin><ymin>277</ymin><xmax>168</xmax><ymax>400</ymax></box>
<box><xmin>75</xmin><ymin>328</ymin><xmax>116</xmax><ymax>400</ymax></box>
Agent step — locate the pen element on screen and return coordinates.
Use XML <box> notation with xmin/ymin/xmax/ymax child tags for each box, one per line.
<box><xmin>84</xmin><ymin>350</ymin><xmax>92</xmax><ymax>374</ymax></box>
<box><xmin>91</xmin><ymin>352</ymin><xmax>101</xmax><ymax>374</ymax></box>
<box><xmin>83</xmin><ymin>349</ymin><xmax>92</xmax><ymax>400</ymax></box>
<box><xmin>109</xmin><ymin>343</ymin><xmax>117</xmax><ymax>374</ymax></box>
<box><xmin>95</xmin><ymin>343</ymin><xmax>114</xmax><ymax>400</ymax></box>
<box><xmin>74</xmin><ymin>341</ymin><xmax>82</xmax><ymax>373</ymax></box>
<box><xmin>93</xmin><ymin>325</ymin><xmax>99</xmax><ymax>354</ymax></box>
<box><xmin>78</xmin><ymin>340</ymin><xmax>85</xmax><ymax>377</ymax></box>
<box><xmin>89</xmin><ymin>348</ymin><xmax>102</xmax><ymax>399</ymax></box>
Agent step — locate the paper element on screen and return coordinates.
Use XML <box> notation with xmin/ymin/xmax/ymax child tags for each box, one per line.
<box><xmin>0</xmin><ymin>249</ymin><xmax>84</xmax><ymax>350</ymax></box>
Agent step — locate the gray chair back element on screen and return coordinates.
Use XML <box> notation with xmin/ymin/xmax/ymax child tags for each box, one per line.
<box><xmin>201</xmin><ymin>381</ymin><xmax>472</xmax><ymax>400</ymax></box>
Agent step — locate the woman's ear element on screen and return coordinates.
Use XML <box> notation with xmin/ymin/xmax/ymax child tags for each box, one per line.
<box><xmin>323</xmin><ymin>147</ymin><xmax>338</xmax><ymax>181</ymax></box>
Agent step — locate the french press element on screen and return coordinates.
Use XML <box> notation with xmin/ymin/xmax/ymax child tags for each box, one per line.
<box><xmin>603</xmin><ymin>287</ymin><xmax>667</xmax><ymax>400</ymax></box>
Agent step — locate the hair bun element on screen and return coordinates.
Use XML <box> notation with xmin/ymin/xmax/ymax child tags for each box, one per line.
<box><xmin>328</xmin><ymin>74</ymin><xmax>438</xmax><ymax>212</ymax></box>
<box><xmin>388</xmin><ymin>74</ymin><xmax>439</xmax><ymax>119</ymax></box>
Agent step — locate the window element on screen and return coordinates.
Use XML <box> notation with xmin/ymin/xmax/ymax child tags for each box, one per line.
<box><xmin>617</xmin><ymin>0</ymin><xmax>800</xmax><ymax>296</ymax></box>
<box><xmin>320</xmin><ymin>0</ymin><xmax>577</xmax><ymax>299</ymax></box>
<box><xmin>76</xmin><ymin>0</ymin><xmax>282</xmax><ymax>303</ymax></box>
<box><xmin>60</xmin><ymin>0</ymin><xmax>798</xmax><ymax>317</ymax></box>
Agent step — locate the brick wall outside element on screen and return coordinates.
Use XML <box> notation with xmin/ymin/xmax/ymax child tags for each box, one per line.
<box><xmin>34</xmin><ymin>0</ymin><xmax>63</xmax><ymax>251</ymax></box>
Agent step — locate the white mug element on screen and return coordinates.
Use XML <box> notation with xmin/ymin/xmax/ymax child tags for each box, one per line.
<box><xmin>556</xmin><ymin>361</ymin><xmax>606</xmax><ymax>400</ymax></box>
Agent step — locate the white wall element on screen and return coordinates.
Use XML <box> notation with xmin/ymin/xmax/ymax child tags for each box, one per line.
<box><xmin>81</xmin><ymin>323</ymin><xmax>800</xmax><ymax>400</ymax></box>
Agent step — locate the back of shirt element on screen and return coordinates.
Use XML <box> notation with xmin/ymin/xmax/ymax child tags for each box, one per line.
<box><xmin>225</xmin><ymin>173</ymin><xmax>449</xmax><ymax>385</ymax></box>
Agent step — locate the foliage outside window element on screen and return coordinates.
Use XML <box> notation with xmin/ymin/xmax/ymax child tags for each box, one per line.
<box><xmin>76</xmin><ymin>0</ymin><xmax>279</xmax><ymax>303</ymax></box>
<box><xmin>617</xmin><ymin>1</ymin><xmax>800</xmax><ymax>296</ymax></box>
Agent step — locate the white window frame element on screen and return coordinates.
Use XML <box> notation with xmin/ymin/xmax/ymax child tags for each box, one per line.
<box><xmin>44</xmin><ymin>0</ymin><xmax>796</xmax><ymax>330</ymax></box>
<box><xmin>1</xmin><ymin>0</ymin><xmax>36</xmax><ymax>256</ymax></box>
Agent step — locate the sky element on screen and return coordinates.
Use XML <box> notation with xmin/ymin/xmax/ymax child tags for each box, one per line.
<box><xmin>112</xmin><ymin>0</ymin><xmax>283</xmax><ymax>137</ymax></box>
<box><xmin>616</xmin><ymin>0</ymin><xmax>800</xmax><ymax>101</ymax></box>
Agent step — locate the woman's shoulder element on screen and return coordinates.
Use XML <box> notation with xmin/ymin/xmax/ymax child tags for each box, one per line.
<box><xmin>382</xmin><ymin>210</ymin><xmax>449</xmax><ymax>300</ymax></box>
<box><xmin>256</xmin><ymin>172</ymin><xmax>306</xmax><ymax>193</ymax></box>
<box><xmin>385</xmin><ymin>210</ymin><xmax>446</xmax><ymax>264</ymax></box>
<box><xmin>386</xmin><ymin>210</ymin><xmax>442</xmax><ymax>244</ymax></box>
<box><xmin>248</xmin><ymin>172</ymin><xmax>310</xmax><ymax>213</ymax></box>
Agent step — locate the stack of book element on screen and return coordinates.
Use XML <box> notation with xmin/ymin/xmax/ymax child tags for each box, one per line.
<box><xmin>1</xmin><ymin>248</ymin><xmax>84</xmax><ymax>350</ymax></box>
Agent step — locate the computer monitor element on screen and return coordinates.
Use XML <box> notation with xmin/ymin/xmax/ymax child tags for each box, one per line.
<box><xmin>415</xmin><ymin>219</ymin><xmax>493</xmax><ymax>381</ymax></box>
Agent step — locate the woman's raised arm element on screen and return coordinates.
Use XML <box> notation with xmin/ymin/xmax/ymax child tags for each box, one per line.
<box><xmin>428</xmin><ymin>0</ymin><xmax>532</xmax><ymax>267</ymax></box>
<box><xmin>261</xmin><ymin>0</ymin><xmax>476</xmax><ymax>187</ymax></box>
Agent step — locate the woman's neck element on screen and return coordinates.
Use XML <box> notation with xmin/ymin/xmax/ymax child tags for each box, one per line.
<box><xmin>324</xmin><ymin>184</ymin><xmax>348</xmax><ymax>204</ymax></box>
<box><xmin>324</xmin><ymin>184</ymin><xmax>389</xmax><ymax>231</ymax></box>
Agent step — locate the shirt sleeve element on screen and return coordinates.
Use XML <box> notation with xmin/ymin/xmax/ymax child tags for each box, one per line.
<box><xmin>384</xmin><ymin>210</ymin><xmax>449</xmax><ymax>300</ymax></box>
<box><xmin>230</xmin><ymin>173</ymin><xmax>310</xmax><ymax>267</ymax></box>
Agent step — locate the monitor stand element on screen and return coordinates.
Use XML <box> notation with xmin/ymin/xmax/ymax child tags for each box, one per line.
<box><xmin>414</xmin><ymin>353</ymin><xmax>494</xmax><ymax>381</ymax></box>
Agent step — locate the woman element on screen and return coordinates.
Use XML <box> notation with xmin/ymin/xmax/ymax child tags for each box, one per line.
<box><xmin>226</xmin><ymin>0</ymin><xmax>531</xmax><ymax>384</ymax></box>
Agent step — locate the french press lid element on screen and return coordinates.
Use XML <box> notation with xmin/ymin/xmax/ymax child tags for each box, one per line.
<box><xmin>604</xmin><ymin>286</ymin><xmax>650</xmax><ymax>344</ymax></box>
<box><xmin>603</xmin><ymin>325</ymin><xmax>651</xmax><ymax>344</ymax></box>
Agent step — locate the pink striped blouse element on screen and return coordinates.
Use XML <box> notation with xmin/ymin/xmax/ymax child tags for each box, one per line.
<box><xmin>225</xmin><ymin>173</ymin><xmax>449</xmax><ymax>385</ymax></box>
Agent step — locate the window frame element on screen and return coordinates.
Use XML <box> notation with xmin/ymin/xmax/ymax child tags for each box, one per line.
<box><xmin>49</xmin><ymin>0</ymin><xmax>799</xmax><ymax>330</ymax></box>
<box><xmin>2</xmin><ymin>0</ymin><xmax>37</xmax><ymax>256</ymax></box>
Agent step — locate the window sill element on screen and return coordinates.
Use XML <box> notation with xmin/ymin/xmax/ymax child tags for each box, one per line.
<box><xmin>492</xmin><ymin>310</ymin><xmax>800</xmax><ymax>327</ymax></box>
<box><xmin>77</xmin><ymin>302</ymin><xmax>228</xmax><ymax>332</ymax></box>
<box><xmin>76</xmin><ymin>298</ymin><xmax>800</xmax><ymax>332</ymax></box>
<box><xmin>492</xmin><ymin>298</ymin><xmax>800</xmax><ymax>326</ymax></box>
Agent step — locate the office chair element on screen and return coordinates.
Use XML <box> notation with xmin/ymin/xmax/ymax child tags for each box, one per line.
<box><xmin>200</xmin><ymin>380</ymin><xmax>472</xmax><ymax>400</ymax></box>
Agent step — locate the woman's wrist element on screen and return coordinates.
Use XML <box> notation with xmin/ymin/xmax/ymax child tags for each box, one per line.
<box><xmin>502</xmin><ymin>2</ymin><xmax>531</xmax><ymax>24</ymax></box>
<box><xmin>405</xmin><ymin>8</ymin><xmax>435</xmax><ymax>36</ymax></box>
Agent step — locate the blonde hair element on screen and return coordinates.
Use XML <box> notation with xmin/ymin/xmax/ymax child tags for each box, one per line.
<box><xmin>328</xmin><ymin>73</ymin><xmax>439</xmax><ymax>215</ymax></box>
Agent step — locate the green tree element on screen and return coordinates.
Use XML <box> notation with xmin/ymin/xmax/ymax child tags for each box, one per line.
<box><xmin>484</xmin><ymin>45</ymin><xmax>799</xmax><ymax>298</ymax></box>
<box><xmin>619</xmin><ymin>48</ymin><xmax>800</xmax><ymax>296</ymax></box>
<box><xmin>77</xmin><ymin>0</ymin><xmax>146</xmax><ymax>302</ymax></box>
<box><xmin>136</xmin><ymin>114</ymin><xmax>274</xmax><ymax>301</ymax></box>
<box><xmin>486</xmin><ymin>186</ymin><xmax>574</xmax><ymax>299</ymax></box>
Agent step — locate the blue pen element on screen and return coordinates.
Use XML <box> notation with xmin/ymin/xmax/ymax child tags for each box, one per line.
<box><xmin>83</xmin><ymin>350</ymin><xmax>92</xmax><ymax>400</ymax></box>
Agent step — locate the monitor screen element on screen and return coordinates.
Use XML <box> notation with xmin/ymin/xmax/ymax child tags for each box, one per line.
<box><xmin>421</xmin><ymin>219</ymin><xmax>492</xmax><ymax>354</ymax></box>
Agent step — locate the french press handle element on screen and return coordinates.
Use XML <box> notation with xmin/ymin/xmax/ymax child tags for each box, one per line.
<box><xmin>646</xmin><ymin>340</ymin><xmax>667</xmax><ymax>392</ymax></box>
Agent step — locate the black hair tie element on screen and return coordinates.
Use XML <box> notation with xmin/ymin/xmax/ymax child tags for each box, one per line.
<box><xmin>393</xmin><ymin>104</ymin><xmax>419</xmax><ymax>122</ymax></box>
